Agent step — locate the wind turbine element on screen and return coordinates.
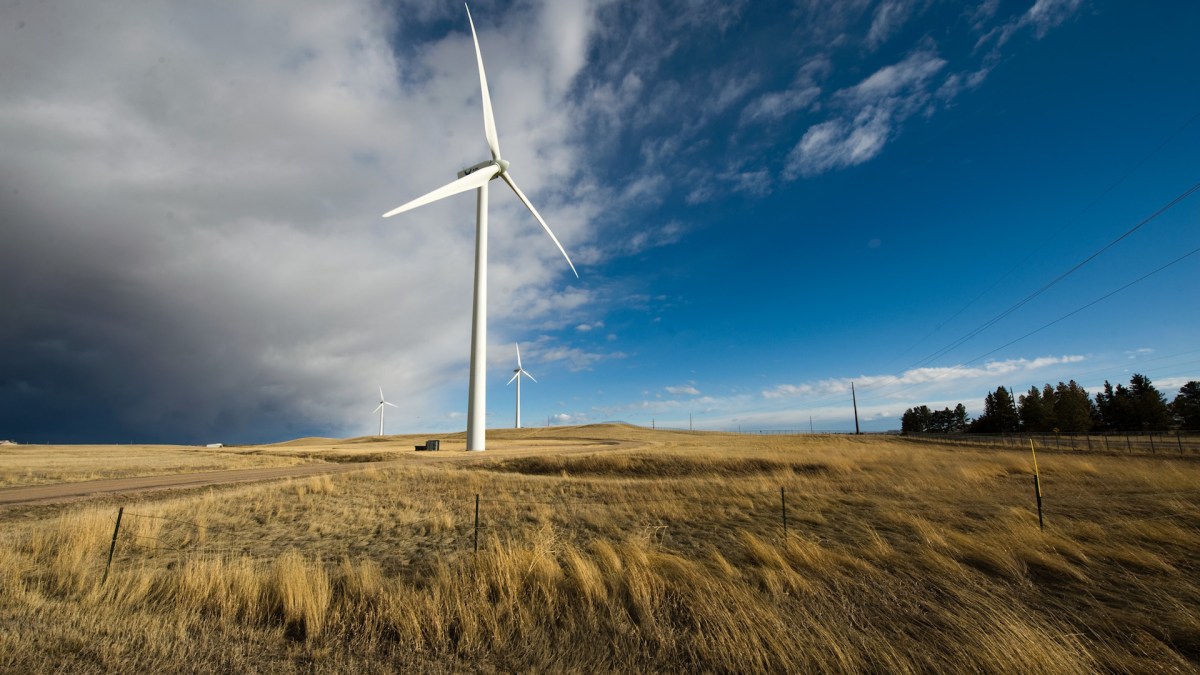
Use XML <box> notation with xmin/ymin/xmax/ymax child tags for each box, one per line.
<box><xmin>382</xmin><ymin>4</ymin><xmax>577</xmax><ymax>451</ymax></box>
<box><xmin>507</xmin><ymin>343</ymin><xmax>536</xmax><ymax>428</ymax></box>
<box><xmin>373</xmin><ymin>387</ymin><xmax>398</xmax><ymax>436</ymax></box>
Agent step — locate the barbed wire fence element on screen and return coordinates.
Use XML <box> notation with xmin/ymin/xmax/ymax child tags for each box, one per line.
<box><xmin>96</xmin><ymin>476</ymin><xmax>1200</xmax><ymax>583</ymax></box>
<box><xmin>901</xmin><ymin>430</ymin><xmax>1200</xmax><ymax>456</ymax></box>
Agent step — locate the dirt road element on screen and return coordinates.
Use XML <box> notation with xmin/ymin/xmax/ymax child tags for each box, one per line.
<box><xmin>0</xmin><ymin>437</ymin><xmax>641</xmax><ymax>508</ymax></box>
<box><xmin>0</xmin><ymin>461</ymin><xmax>405</xmax><ymax>507</ymax></box>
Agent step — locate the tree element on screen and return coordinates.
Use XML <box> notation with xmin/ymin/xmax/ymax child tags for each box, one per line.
<box><xmin>969</xmin><ymin>387</ymin><xmax>1019</xmax><ymax>433</ymax></box>
<box><xmin>1053</xmin><ymin>380</ymin><xmax>1094</xmax><ymax>432</ymax></box>
<box><xmin>901</xmin><ymin>406</ymin><xmax>933</xmax><ymax>433</ymax></box>
<box><xmin>902</xmin><ymin>404</ymin><xmax>968</xmax><ymax>433</ymax></box>
<box><xmin>1018</xmin><ymin>385</ymin><xmax>1054</xmax><ymax>432</ymax></box>
<box><xmin>1128</xmin><ymin>374</ymin><xmax>1171</xmax><ymax>431</ymax></box>
<box><xmin>1096</xmin><ymin>374</ymin><xmax>1172</xmax><ymax>431</ymax></box>
<box><xmin>954</xmin><ymin>403</ymin><xmax>969</xmax><ymax>431</ymax></box>
<box><xmin>1173</xmin><ymin>381</ymin><xmax>1200</xmax><ymax>430</ymax></box>
<box><xmin>1095</xmin><ymin>380</ymin><xmax>1136</xmax><ymax>431</ymax></box>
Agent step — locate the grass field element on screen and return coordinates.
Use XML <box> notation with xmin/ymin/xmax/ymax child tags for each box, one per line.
<box><xmin>1</xmin><ymin>425</ymin><xmax>1198</xmax><ymax>672</ymax></box>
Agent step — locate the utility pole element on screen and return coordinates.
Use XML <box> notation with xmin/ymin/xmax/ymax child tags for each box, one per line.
<box><xmin>852</xmin><ymin>382</ymin><xmax>861</xmax><ymax>435</ymax></box>
<box><xmin>689</xmin><ymin>413</ymin><xmax>693</xmax><ymax>432</ymax></box>
<box><xmin>809</xmin><ymin>415</ymin><xmax>813</xmax><ymax>434</ymax></box>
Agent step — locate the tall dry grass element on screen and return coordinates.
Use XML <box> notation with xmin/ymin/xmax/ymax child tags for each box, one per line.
<box><xmin>1</xmin><ymin>427</ymin><xmax>1198</xmax><ymax>672</ymax></box>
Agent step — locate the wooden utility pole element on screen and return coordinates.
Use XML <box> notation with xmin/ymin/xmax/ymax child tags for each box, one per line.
<box><xmin>852</xmin><ymin>382</ymin><xmax>861</xmax><ymax>435</ymax></box>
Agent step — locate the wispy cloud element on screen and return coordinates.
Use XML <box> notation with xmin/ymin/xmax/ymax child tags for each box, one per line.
<box><xmin>762</xmin><ymin>355</ymin><xmax>1087</xmax><ymax>400</ymax></box>
<box><xmin>867</xmin><ymin>0</ymin><xmax>915</xmax><ymax>49</ymax></box>
<box><xmin>665</xmin><ymin>384</ymin><xmax>701</xmax><ymax>396</ymax></box>
<box><xmin>785</xmin><ymin>49</ymin><xmax>946</xmax><ymax>178</ymax></box>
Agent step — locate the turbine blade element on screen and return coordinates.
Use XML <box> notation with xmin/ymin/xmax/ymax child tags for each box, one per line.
<box><xmin>382</xmin><ymin>164</ymin><xmax>500</xmax><ymax>217</ymax></box>
<box><xmin>515</xmin><ymin>343</ymin><xmax>522</xmax><ymax>368</ymax></box>
<box><xmin>507</xmin><ymin>372</ymin><xmax>519</xmax><ymax>385</ymax></box>
<box><xmin>501</xmin><ymin>172</ymin><xmax>579</xmax><ymax>277</ymax></box>
<box><xmin>385</xmin><ymin>401</ymin><xmax>399</xmax><ymax>408</ymax></box>
<box><xmin>465</xmin><ymin>5</ymin><xmax>501</xmax><ymax>161</ymax></box>
<box><xmin>373</xmin><ymin>403</ymin><xmax>383</xmax><ymax>414</ymax></box>
<box><xmin>379</xmin><ymin>386</ymin><xmax>385</xmax><ymax>400</ymax></box>
<box><xmin>525</xmin><ymin>370</ymin><xmax>537</xmax><ymax>383</ymax></box>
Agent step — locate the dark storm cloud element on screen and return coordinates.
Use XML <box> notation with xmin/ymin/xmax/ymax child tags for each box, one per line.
<box><xmin>0</xmin><ymin>0</ymin><xmax>603</xmax><ymax>443</ymax></box>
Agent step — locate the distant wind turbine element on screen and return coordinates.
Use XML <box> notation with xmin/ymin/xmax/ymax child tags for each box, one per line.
<box><xmin>507</xmin><ymin>343</ymin><xmax>536</xmax><ymax>428</ymax></box>
<box><xmin>373</xmin><ymin>387</ymin><xmax>398</xmax><ymax>436</ymax></box>
<box><xmin>382</xmin><ymin>4</ymin><xmax>577</xmax><ymax>451</ymax></box>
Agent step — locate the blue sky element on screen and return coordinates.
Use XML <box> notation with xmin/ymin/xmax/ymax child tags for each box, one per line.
<box><xmin>1</xmin><ymin>0</ymin><xmax>1197</xmax><ymax>443</ymax></box>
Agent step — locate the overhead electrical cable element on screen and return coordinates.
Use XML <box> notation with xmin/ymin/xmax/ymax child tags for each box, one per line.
<box><xmin>960</xmin><ymin>244</ymin><xmax>1200</xmax><ymax>368</ymax></box>
<box><xmin>889</xmin><ymin>109</ymin><xmax>1200</xmax><ymax>366</ymax></box>
<box><xmin>863</xmin><ymin>242</ymin><xmax>1200</xmax><ymax>409</ymax></box>
<box><xmin>906</xmin><ymin>180</ymin><xmax>1200</xmax><ymax>369</ymax></box>
<box><xmin>816</xmin><ymin>238</ymin><xmax>1200</xmax><ymax>412</ymax></box>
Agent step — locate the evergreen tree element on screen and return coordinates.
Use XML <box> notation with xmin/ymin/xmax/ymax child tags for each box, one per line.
<box><xmin>1173</xmin><ymin>381</ymin><xmax>1200</xmax><ymax>430</ymax></box>
<box><xmin>1053</xmin><ymin>380</ymin><xmax>1094</xmax><ymax>432</ymax></box>
<box><xmin>901</xmin><ymin>405</ymin><xmax>933</xmax><ymax>433</ymax></box>
<box><xmin>969</xmin><ymin>387</ymin><xmax>1019</xmax><ymax>433</ymax></box>
<box><xmin>1095</xmin><ymin>374</ymin><xmax>1172</xmax><ymax>431</ymax></box>
<box><xmin>1095</xmin><ymin>380</ymin><xmax>1135</xmax><ymax>431</ymax></box>
<box><xmin>902</xmin><ymin>404</ymin><xmax>967</xmax><ymax>433</ymax></box>
<box><xmin>954</xmin><ymin>403</ymin><xmax>969</xmax><ymax>431</ymax></box>
<box><xmin>1128</xmin><ymin>374</ymin><xmax>1171</xmax><ymax>431</ymax></box>
<box><xmin>1018</xmin><ymin>385</ymin><xmax>1054</xmax><ymax>432</ymax></box>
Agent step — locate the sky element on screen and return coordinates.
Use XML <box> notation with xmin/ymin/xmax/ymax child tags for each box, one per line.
<box><xmin>1</xmin><ymin>0</ymin><xmax>1198</xmax><ymax>444</ymax></box>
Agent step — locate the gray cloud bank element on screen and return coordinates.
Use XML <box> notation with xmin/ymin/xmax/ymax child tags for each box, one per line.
<box><xmin>0</xmin><ymin>1</ymin><xmax>601</xmax><ymax>442</ymax></box>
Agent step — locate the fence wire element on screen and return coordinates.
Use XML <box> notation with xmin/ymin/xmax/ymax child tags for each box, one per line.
<box><xmin>99</xmin><ymin>475</ymin><xmax>1200</xmax><ymax>576</ymax></box>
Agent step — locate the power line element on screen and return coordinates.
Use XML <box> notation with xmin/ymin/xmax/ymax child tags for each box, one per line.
<box><xmin>891</xmin><ymin>109</ymin><xmax>1200</xmax><ymax>367</ymax></box>
<box><xmin>962</xmin><ymin>244</ymin><xmax>1200</xmax><ymax>367</ymax></box>
<box><xmin>815</xmin><ymin>238</ymin><xmax>1200</xmax><ymax>413</ymax></box>
<box><xmin>907</xmin><ymin>180</ymin><xmax>1200</xmax><ymax>369</ymax></box>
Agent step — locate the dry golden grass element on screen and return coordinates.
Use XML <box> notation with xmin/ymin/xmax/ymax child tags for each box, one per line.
<box><xmin>0</xmin><ymin>443</ymin><xmax>319</xmax><ymax>487</ymax></box>
<box><xmin>1</xmin><ymin>425</ymin><xmax>1198</xmax><ymax>672</ymax></box>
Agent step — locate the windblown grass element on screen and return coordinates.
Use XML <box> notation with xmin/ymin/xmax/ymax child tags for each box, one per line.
<box><xmin>1</xmin><ymin>426</ymin><xmax>1198</xmax><ymax>672</ymax></box>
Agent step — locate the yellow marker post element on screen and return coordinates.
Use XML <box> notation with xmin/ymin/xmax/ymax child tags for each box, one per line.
<box><xmin>1030</xmin><ymin>438</ymin><xmax>1044</xmax><ymax>531</ymax></box>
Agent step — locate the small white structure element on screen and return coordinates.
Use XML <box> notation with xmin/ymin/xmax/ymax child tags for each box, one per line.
<box><xmin>206</xmin><ymin>443</ymin><xmax>224</xmax><ymax>448</ymax></box>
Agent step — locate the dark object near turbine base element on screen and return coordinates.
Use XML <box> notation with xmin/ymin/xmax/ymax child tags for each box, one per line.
<box><xmin>415</xmin><ymin>439</ymin><xmax>441</xmax><ymax>452</ymax></box>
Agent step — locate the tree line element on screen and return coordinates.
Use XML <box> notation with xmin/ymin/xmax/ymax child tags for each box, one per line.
<box><xmin>901</xmin><ymin>374</ymin><xmax>1200</xmax><ymax>434</ymax></box>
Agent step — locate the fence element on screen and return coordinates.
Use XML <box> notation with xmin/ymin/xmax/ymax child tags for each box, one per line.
<box><xmin>97</xmin><ymin>476</ymin><xmax>1200</xmax><ymax>582</ymax></box>
<box><xmin>901</xmin><ymin>431</ymin><xmax>1200</xmax><ymax>456</ymax></box>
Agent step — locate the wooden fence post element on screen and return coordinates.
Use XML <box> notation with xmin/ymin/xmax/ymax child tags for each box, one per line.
<box><xmin>473</xmin><ymin>494</ymin><xmax>480</xmax><ymax>553</ymax></box>
<box><xmin>780</xmin><ymin>487</ymin><xmax>788</xmax><ymax>541</ymax></box>
<box><xmin>1029</xmin><ymin>440</ymin><xmax>1044</xmax><ymax>531</ymax></box>
<box><xmin>103</xmin><ymin>507</ymin><xmax>124</xmax><ymax>585</ymax></box>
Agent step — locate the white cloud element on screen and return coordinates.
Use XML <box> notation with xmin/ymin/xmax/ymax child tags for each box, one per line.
<box><xmin>785</xmin><ymin>50</ymin><xmax>945</xmax><ymax>178</ymax></box>
<box><xmin>867</xmin><ymin>0</ymin><xmax>915</xmax><ymax>49</ymax></box>
<box><xmin>762</xmin><ymin>355</ymin><xmax>1087</xmax><ymax>400</ymax></box>
<box><xmin>1025</xmin><ymin>0</ymin><xmax>1083</xmax><ymax>38</ymax></box>
<box><xmin>665</xmin><ymin>385</ymin><xmax>701</xmax><ymax>396</ymax></box>
<box><xmin>0</xmin><ymin>0</ymin><xmax>606</xmax><ymax>440</ymax></box>
<box><xmin>739</xmin><ymin>86</ymin><xmax>821</xmax><ymax>125</ymax></box>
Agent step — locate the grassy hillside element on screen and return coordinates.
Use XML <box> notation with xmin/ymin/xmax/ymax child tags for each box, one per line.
<box><xmin>1</xmin><ymin>427</ymin><xmax>1197</xmax><ymax>672</ymax></box>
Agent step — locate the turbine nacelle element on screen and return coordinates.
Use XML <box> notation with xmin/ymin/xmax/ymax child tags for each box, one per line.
<box><xmin>457</xmin><ymin>158</ymin><xmax>509</xmax><ymax>179</ymax></box>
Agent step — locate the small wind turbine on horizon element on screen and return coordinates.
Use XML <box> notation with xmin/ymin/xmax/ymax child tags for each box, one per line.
<box><xmin>373</xmin><ymin>387</ymin><xmax>398</xmax><ymax>436</ymax></box>
<box><xmin>507</xmin><ymin>343</ymin><xmax>536</xmax><ymax>428</ymax></box>
<box><xmin>382</xmin><ymin>4</ymin><xmax>577</xmax><ymax>451</ymax></box>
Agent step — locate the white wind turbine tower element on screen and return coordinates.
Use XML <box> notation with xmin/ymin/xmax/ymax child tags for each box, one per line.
<box><xmin>507</xmin><ymin>343</ymin><xmax>536</xmax><ymax>428</ymax></box>
<box><xmin>373</xmin><ymin>387</ymin><xmax>398</xmax><ymax>436</ymax></box>
<box><xmin>383</xmin><ymin>4</ymin><xmax>577</xmax><ymax>451</ymax></box>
